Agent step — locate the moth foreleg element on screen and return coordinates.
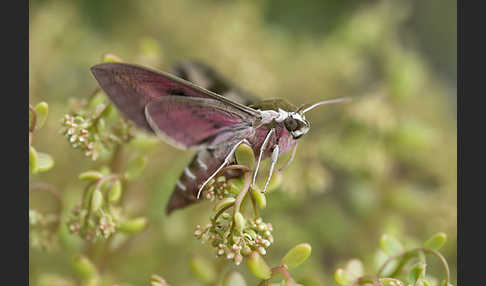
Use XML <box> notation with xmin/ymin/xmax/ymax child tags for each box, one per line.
<box><xmin>197</xmin><ymin>139</ymin><xmax>250</xmax><ymax>199</ymax></box>
<box><xmin>262</xmin><ymin>144</ymin><xmax>279</xmax><ymax>193</ymax></box>
<box><xmin>252</xmin><ymin>128</ymin><xmax>275</xmax><ymax>187</ymax></box>
<box><xmin>278</xmin><ymin>142</ymin><xmax>297</xmax><ymax>172</ymax></box>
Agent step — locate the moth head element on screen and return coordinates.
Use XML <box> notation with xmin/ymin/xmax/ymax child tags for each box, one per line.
<box><xmin>284</xmin><ymin>113</ymin><xmax>310</xmax><ymax>139</ymax></box>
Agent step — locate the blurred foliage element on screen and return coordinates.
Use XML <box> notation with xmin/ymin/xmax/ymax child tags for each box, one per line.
<box><xmin>29</xmin><ymin>0</ymin><xmax>456</xmax><ymax>285</ymax></box>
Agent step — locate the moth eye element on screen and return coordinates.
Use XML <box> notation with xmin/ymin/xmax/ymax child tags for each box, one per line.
<box><xmin>284</xmin><ymin>118</ymin><xmax>299</xmax><ymax>131</ymax></box>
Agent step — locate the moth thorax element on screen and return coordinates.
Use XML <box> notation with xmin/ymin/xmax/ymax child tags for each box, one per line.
<box><xmin>284</xmin><ymin>113</ymin><xmax>310</xmax><ymax>139</ymax></box>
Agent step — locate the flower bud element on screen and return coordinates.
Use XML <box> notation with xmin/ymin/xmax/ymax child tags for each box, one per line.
<box><xmin>235</xmin><ymin>143</ymin><xmax>255</xmax><ymax>169</ymax></box>
<box><xmin>281</xmin><ymin>243</ymin><xmax>312</xmax><ymax>270</ymax></box>
<box><xmin>117</xmin><ymin>217</ymin><xmax>147</xmax><ymax>234</ymax></box>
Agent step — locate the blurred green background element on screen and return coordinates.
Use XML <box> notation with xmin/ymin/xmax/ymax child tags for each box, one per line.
<box><xmin>29</xmin><ymin>0</ymin><xmax>457</xmax><ymax>285</ymax></box>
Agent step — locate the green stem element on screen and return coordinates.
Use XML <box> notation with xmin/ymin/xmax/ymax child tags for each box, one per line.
<box><xmin>376</xmin><ymin>248</ymin><xmax>450</xmax><ymax>286</ymax></box>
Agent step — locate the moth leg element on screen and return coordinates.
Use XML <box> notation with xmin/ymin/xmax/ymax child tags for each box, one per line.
<box><xmin>278</xmin><ymin>142</ymin><xmax>298</xmax><ymax>172</ymax></box>
<box><xmin>252</xmin><ymin>128</ymin><xmax>276</xmax><ymax>187</ymax></box>
<box><xmin>262</xmin><ymin>144</ymin><xmax>279</xmax><ymax>193</ymax></box>
<box><xmin>197</xmin><ymin>139</ymin><xmax>250</xmax><ymax>199</ymax></box>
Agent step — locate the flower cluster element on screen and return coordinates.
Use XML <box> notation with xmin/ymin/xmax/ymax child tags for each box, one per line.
<box><xmin>29</xmin><ymin>209</ymin><xmax>60</xmax><ymax>251</ymax></box>
<box><xmin>194</xmin><ymin>213</ymin><xmax>274</xmax><ymax>266</ymax></box>
<box><xmin>67</xmin><ymin>204</ymin><xmax>120</xmax><ymax>241</ymax></box>
<box><xmin>201</xmin><ymin>176</ymin><xmax>237</xmax><ymax>201</ymax></box>
<box><xmin>60</xmin><ymin>93</ymin><xmax>133</xmax><ymax>161</ymax></box>
<box><xmin>61</xmin><ymin>114</ymin><xmax>99</xmax><ymax>160</ymax></box>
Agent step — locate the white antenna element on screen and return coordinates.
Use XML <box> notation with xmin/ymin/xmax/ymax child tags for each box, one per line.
<box><xmin>301</xmin><ymin>97</ymin><xmax>352</xmax><ymax>114</ymax></box>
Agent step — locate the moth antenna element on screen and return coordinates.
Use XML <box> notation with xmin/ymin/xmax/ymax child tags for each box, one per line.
<box><xmin>300</xmin><ymin>97</ymin><xmax>352</xmax><ymax>114</ymax></box>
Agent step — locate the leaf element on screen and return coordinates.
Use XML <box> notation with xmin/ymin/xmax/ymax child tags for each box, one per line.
<box><xmin>247</xmin><ymin>251</ymin><xmax>272</xmax><ymax>280</ymax></box>
<box><xmin>251</xmin><ymin>187</ymin><xmax>267</xmax><ymax>209</ymax></box>
<box><xmin>407</xmin><ymin>262</ymin><xmax>426</xmax><ymax>285</ymax></box>
<box><xmin>118</xmin><ymin>217</ymin><xmax>147</xmax><ymax>234</ymax></box>
<box><xmin>223</xmin><ymin>271</ymin><xmax>247</xmax><ymax>286</ymax></box>
<box><xmin>380</xmin><ymin>234</ymin><xmax>404</xmax><ymax>256</ymax></box>
<box><xmin>124</xmin><ymin>155</ymin><xmax>147</xmax><ymax>181</ymax></box>
<box><xmin>213</xmin><ymin>197</ymin><xmax>235</xmax><ymax>213</ymax></box>
<box><xmin>189</xmin><ymin>256</ymin><xmax>217</xmax><ymax>284</ymax></box>
<box><xmin>234</xmin><ymin>212</ymin><xmax>246</xmax><ymax>233</ymax></box>
<box><xmin>235</xmin><ymin>143</ymin><xmax>255</xmax><ymax>169</ymax></box>
<box><xmin>72</xmin><ymin>254</ymin><xmax>97</xmax><ymax>280</ymax></box>
<box><xmin>423</xmin><ymin>232</ymin><xmax>447</xmax><ymax>251</ymax></box>
<box><xmin>90</xmin><ymin>190</ymin><xmax>103</xmax><ymax>212</ymax></box>
<box><xmin>334</xmin><ymin>268</ymin><xmax>351</xmax><ymax>286</ymax></box>
<box><xmin>78</xmin><ymin>171</ymin><xmax>104</xmax><ymax>181</ymax></box>
<box><xmin>35</xmin><ymin>152</ymin><xmax>54</xmax><ymax>173</ymax></box>
<box><xmin>281</xmin><ymin>243</ymin><xmax>312</xmax><ymax>270</ymax></box>
<box><xmin>108</xmin><ymin>180</ymin><xmax>122</xmax><ymax>203</ymax></box>
<box><xmin>102</xmin><ymin>53</ymin><xmax>122</xmax><ymax>63</ymax></box>
<box><xmin>29</xmin><ymin>146</ymin><xmax>38</xmax><ymax>174</ymax></box>
<box><xmin>34</xmin><ymin>102</ymin><xmax>49</xmax><ymax>130</ymax></box>
<box><xmin>344</xmin><ymin>259</ymin><xmax>364</xmax><ymax>281</ymax></box>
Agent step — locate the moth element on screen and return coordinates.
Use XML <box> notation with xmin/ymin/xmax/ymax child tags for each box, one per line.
<box><xmin>91</xmin><ymin>60</ymin><xmax>350</xmax><ymax>214</ymax></box>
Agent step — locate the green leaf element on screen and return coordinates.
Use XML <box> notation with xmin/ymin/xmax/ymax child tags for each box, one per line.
<box><xmin>108</xmin><ymin>180</ymin><xmax>122</xmax><ymax>203</ymax></box>
<box><xmin>90</xmin><ymin>190</ymin><xmax>103</xmax><ymax>212</ymax></box>
<box><xmin>213</xmin><ymin>197</ymin><xmax>235</xmax><ymax>213</ymax></box>
<box><xmin>408</xmin><ymin>262</ymin><xmax>426</xmax><ymax>285</ymax></box>
<box><xmin>234</xmin><ymin>212</ymin><xmax>246</xmax><ymax>233</ymax></box>
<box><xmin>72</xmin><ymin>254</ymin><xmax>97</xmax><ymax>280</ymax></box>
<box><xmin>334</xmin><ymin>268</ymin><xmax>351</xmax><ymax>286</ymax></box>
<box><xmin>223</xmin><ymin>271</ymin><xmax>247</xmax><ymax>286</ymax></box>
<box><xmin>235</xmin><ymin>143</ymin><xmax>255</xmax><ymax>169</ymax></box>
<box><xmin>34</xmin><ymin>102</ymin><xmax>49</xmax><ymax>130</ymax></box>
<box><xmin>247</xmin><ymin>251</ymin><xmax>272</xmax><ymax>280</ymax></box>
<box><xmin>29</xmin><ymin>146</ymin><xmax>38</xmax><ymax>174</ymax></box>
<box><xmin>124</xmin><ymin>156</ymin><xmax>147</xmax><ymax>181</ymax></box>
<box><xmin>118</xmin><ymin>217</ymin><xmax>147</xmax><ymax>234</ymax></box>
<box><xmin>344</xmin><ymin>259</ymin><xmax>364</xmax><ymax>281</ymax></box>
<box><xmin>78</xmin><ymin>171</ymin><xmax>104</xmax><ymax>181</ymax></box>
<box><xmin>251</xmin><ymin>187</ymin><xmax>267</xmax><ymax>209</ymax></box>
<box><xmin>281</xmin><ymin>243</ymin><xmax>312</xmax><ymax>270</ymax></box>
<box><xmin>35</xmin><ymin>152</ymin><xmax>54</xmax><ymax>173</ymax></box>
<box><xmin>102</xmin><ymin>53</ymin><xmax>122</xmax><ymax>63</ymax></box>
<box><xmin>189</xmin><ymin>256</ymin><xmax>217</xmax><ymax>284</ymax></box>
<box><xmin>423</xmin><ymin>232</ymin><xmax>447</xmax><ymax>251</ymax></box>
<box><xmin>227</xmin><ymin>177</ymin><xmax>245</xmax><ymax>194</ymax></box>
<box><xmin>380</xmin><ymin>234</ymin><xmax>404</xmax><ymax>256</ymax></box>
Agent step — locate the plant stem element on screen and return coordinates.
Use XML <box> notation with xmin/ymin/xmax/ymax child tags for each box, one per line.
<box><xmin>376</xmin><ymin>248</ymin><xmax>450</xmax><ymax>286</ymax></box>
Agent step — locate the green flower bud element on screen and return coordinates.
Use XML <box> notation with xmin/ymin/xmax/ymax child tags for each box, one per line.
<box><xmin>251</xmin><ymin>187</ymin><xmax>267</xmax><ymax>209</ymax></box>
<box><xmin>281</xmin><ymin>243</ymin><xmax>312</xmax><ymax>270</ymax></box>
<box><xmin>117</xmin><ymin>217</ymin><xmax>147</xmax><ymax>234</ymax></box>
<box><xmin>379</xmin><ymin>234</ymin><xmax>403</xmax><ymax>256</ymax></box>
<box><xmin>247</xmin><ymin>251</ymin><xmax>272</xmax><ymax>280</ymax></box>
<box><xmin>29</xmin><ymin>146</ymin><xmax>38</xmax><ymax>174</ymax></box>
<box><xmin>78</xmin><ymin>171</ymin><xmax>104</xmax><ymax>181</ymax></box>
<box><xmin>108</xmin><ymin>180</ymin><xmax>122</xmax><ymax>203</ymax></box>
<box><xmin>90</xmin><ymin>190</ymin><xmax>103</xmax><ymax>212</ymax></box>
<box><xmin>223</xmin><ymin>271</ymin><xmax>247</xmax><ymax>286</ymax></box>
<box><xmin>72</xmin><ymin>254</ymin><xmax>97</xmax><ymax>280</ymax></box>
<box><xmin>214</xmin><ymin>197</ymin><xmax>236</xmax><ymax>213</ymax></box>
<box><xmin>423</xmin><ymin>232</ymin><xmax>447</xmax><ymax>251</ymax></box>
<box><xmin>235</xmin><ymin>143</ymin><xmax>255</xmax><ymax>169</ymax></box>
<box><xmin>189</xmin><ymin>256</ymin><xmax>217</xmax><ymax>284</ymax></box>
<box><xmin>234</xmin><ymin>212</ymin><xmax>246</xmax><ymax>233</ymax></box>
